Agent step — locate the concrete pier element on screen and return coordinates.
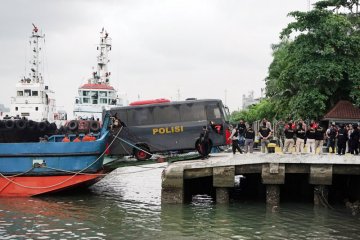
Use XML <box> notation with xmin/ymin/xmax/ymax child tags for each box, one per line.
<box><xmin>161</xmin><ymin>153</ymin><xmax>360</xmax><ymax>206</ymax></box>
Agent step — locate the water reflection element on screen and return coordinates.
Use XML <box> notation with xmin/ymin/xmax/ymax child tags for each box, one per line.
<box><xmin>0</xmin><ymin>163</ymin><xmax>359</xmax><ymax>239</ymax></box>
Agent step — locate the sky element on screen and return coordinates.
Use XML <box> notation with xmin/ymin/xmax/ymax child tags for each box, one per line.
<box><xmin>0</xmin><ymin>0</ymin><xmax>311</xmax><ymax>117</ymax></box>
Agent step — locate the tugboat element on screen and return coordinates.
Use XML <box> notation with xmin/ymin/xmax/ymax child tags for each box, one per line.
<box><xmin>73</xmin><ymin>29</ymin><xmax>125</xmax><ymax>120</ymax></box>
<box><xmin>0</xmin><ymin>25</ymin><xmax>64</xmax><ymax>143</ymax></box>
<box><xmin>7</xmin><ymin>24</ymin><xmax>57</xmax><ymax>122</ymax></box>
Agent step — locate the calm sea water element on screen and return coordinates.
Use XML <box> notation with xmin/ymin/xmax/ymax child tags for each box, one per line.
<box><xmin>0</xmin><ymin>163</ymin><xmax>359</xmax><ymax>240</ymax></box>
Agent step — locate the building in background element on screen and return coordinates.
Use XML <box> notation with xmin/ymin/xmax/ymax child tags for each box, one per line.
<box><xmin>242</xmin><ymin>91</ymin><xmax>261</xmax><ymax>110</ymax></box>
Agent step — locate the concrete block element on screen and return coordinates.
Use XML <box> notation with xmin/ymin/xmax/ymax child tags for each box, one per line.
<box><xmin>161</xmin><ymin>166</ymin><xmax>184</xmax><ymax>188</ymax></box>
<box><xmin>161</xmin><ymin>188</ymin><xmax>184</xmax><ymax>204</ymax></box>
<box><xmin>213</xmin><ymin>166</ymin><xmax>235</xmax><ymax>187</ymax></box>
<box><xmin>309</xmin><ymin>165</ymin><xmax>332</xmax><ymax>185</ymax></box>
<box><xmin>184</xmin><ymin>168</ymin><xmax>213</xmax><ymax>179</ymax></box>
<box><xmin>266</xmin><ymin>184</ymin><xmax>280</xmax><ymax>207</ymax></box>
<box><xmin>261</xmin><ymin>163</ymin><xmax>285</xmax><ymax>184</ymax></box>
<box><xmin>216</xmin><ymin>187</ymin><xmax>229</xmax><ymax>204</ymax></box>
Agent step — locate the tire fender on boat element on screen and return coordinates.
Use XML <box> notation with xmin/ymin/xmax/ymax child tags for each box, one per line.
<box><xmin>15</xmin><ymin>120</ymin><xmax>27</xmax><ymax>130</ymax></box>
<box><xmin>68</xmin><ymin>120</ymin><xmax>78</xmax><ymax>131</ymax></box>
<box><xmin>5</xmin><ymin>120</ymin><xmax>14</xmax><ymax>129</ymax></box>
<box><xmin>38</xmin><ymin>122</ymin><xmax>47</xmax><ymax>131</ymax></box>
<box><xmin>90</xmin><ymin>121</ymin><xmax>100</xmax><ymax>132</ymax></box>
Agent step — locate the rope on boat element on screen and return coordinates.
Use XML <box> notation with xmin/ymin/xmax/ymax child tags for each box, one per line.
<box><xmin>0</xmin><ymin>126</ymin><xmax>123</xmax><ymax>190</ymax></box>
<box><xmin>112</xmin><ymin>135</ymin><xmax>154</xmax><ymax>156</ymax></box>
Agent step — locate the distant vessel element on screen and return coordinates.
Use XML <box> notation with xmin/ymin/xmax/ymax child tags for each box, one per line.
<box><xmin>8</xmin><ymin>24</ymin><xmax>58</xmax><ymax>122</ymax></box>
<box><xmin>73</xmin><ymin>29</ymin><xmax>124</xmax><ymax>120</ymax></box>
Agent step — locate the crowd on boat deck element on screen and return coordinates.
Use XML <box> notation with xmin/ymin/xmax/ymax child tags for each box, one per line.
<box><xmin>229</xmin><ymin>118</ymin><xmax>360</xmax><ymax>155</ymax></box>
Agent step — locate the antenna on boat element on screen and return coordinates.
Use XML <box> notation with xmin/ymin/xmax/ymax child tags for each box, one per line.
<box><xmin>96</xmin><ymin>28</ymin><xmax>112</xmax><ymax>85</ymax></box>
<box><xmin>28</xmin><ymin>24</ymin><xmax>45</xmax><ymax>84</ymax></box>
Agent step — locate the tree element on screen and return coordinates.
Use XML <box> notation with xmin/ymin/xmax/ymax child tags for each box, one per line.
<box><xmin>265</xmin><ymin>0</ymin><xmax>360</xmax><ymax>119</ymax></box>
<box><xmin>229</xmin><ymin>99</ymin><xmax>276</xmax><ymax>124</ymax></box>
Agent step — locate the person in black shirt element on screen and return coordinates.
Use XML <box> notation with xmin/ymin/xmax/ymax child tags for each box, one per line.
<box><xmin>228</xmin><ymin>127</ymin><xmax>243</xmax><ymax>154</ymax></box>
<box><xmin>326</xmin><ymin>124</ymin><xmax>338</xmax><ymax>153</ymax></box>
<box><xmin>259</xmin><ymin>121</ymin><xmax>272</xmax><ymax>153</ymax></box>
<box><xmin>337</xmin><ymin>124</ymin><xmax>348</xmax><ymax>155</ymax></box>
<box><xmin>314</xmin><ymin>124</ymin><xmax>325</xmax><ymax>154</ymax></box>
<box><xmin>350</xmin><ymin>123</ymin><xmax>359</xmax><ymax>155</ymax></box>
<box><xmin>295</xmin><ymin>123</ymin><xmax>306</xmax><ymax>154</ymax></box>
<box><xmin>237</xmin><ymin>120</ymin><xmax>247</xmax><ymax>147</ymax></box>
<box><xmin>283</xmin><ymin>122</ymin><xmax>295</xmax><ymax>153</ymax></box>
<box><xmin>244</xmin><ymin>125</ymin><xmax>255</xmax><ymax>153</ymax></box>
<box><xmin>198</xmin><ymin>126</ymin><xmax>210</xmax><ymax>159</ymax></box>
<box><xmin>307</xmin><ymin>124</ymin><xmax>316</xmax><ymax>154</ymax></box>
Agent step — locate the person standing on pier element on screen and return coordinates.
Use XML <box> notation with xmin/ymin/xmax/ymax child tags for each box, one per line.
<box><xmin>349</xmin><ymin>123</ymin><xmax>359</xmax><ymax>155</ymax></box>
<box><xmin>283</xmin><ymin>122</ymin><xmax>295</xmax><ymax>154</ymax></box>
<box><xmin>306</xmin><ymin>123</ymin><xmax>316</xmax><ymax>154</ymax></box>
<box><xmin>326</xmin><ymin>124</ymin><xmax>338</xmax><ymax>153</ymax></box>
<box><xmin>259</xmin><ymin>121</ymin><xmax>272</xmax><ymax>153</ymax></box>
<box><xmin>237</xmin><ymin>120</ymin><xmax>246</xmax><ymax>147</ymax></box>
<box><xmin>347</xmin><ymin>124</ymin><xmax>353</xmax><ymax>153</ymax></box>
<box><xmin>295</xmin><ymin>123</ymin><xmax>306</xmax><ymax>154</ymax></box>
<box><xmin>315</xmin><ymin>124</ymin><xmax>325</xmax><ymax>154</ymax></box>
<box><xmin>244</xmin><ymin>124</ymin><xmax>255</xmax><ymax>153</ymax></box>
<box><xmin>199</xmin><ymin>126</ymin><xmax>210</xmax><ymax>159</ymax></box>
<box><xmin>228</xmin><ymin>126</ymin><xmax>243</xmax><ymax>154</ymax></box>
<box><xmin>337</xmin><ymin>124</ymin><xmax>348</xmax><ymax>155</ymax></box>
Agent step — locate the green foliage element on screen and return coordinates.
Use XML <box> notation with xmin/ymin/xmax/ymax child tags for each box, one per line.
<box><xmin>229</xmin><ymin>99</ymin><xmax>276</xmax><ymax>124</ymax></box>
<box><xmin>266</xmin><ymin>0</ymin><xmax>360</xmax><ymax>119</ymax></box>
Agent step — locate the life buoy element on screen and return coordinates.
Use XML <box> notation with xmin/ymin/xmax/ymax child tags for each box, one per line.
<box><xmin>68</xmin><ymin>120</ymin><xmax>78</xmax><ymax>131</ymax></box>
<box><xmin>15</xmin><ymin>120</ymin><xmax>27</xmax><ymax>130</ymax></box>
<box><xmin>38</xmin><ymin>122</ymin><xmax>47</xmax><ymax>131</ymax></box>
<box><xmin>5</xmin><ymin>120</ymin><xmax>14</xmax><ymax>129</ymax></box>
<box><xmin>90</xmin><ymin>121</ymin><xmax>100</xmax><ymax>132</ymax></box>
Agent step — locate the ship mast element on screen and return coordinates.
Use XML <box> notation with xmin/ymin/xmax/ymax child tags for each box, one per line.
<box><xmin>93</xmin><ymin>28</ymin><xmax>112</xmax><ymax>85</ymax></box>
<box><xmin>27</xmin><ymin>24</ymin><xmax>45</xmax><ymax>84</ymax></box>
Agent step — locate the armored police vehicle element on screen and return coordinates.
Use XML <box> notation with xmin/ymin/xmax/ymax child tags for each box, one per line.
<box><xmin>107</xmin><ymin>99</ymin><xmax>229</xmax><ymax>160</ymax></box>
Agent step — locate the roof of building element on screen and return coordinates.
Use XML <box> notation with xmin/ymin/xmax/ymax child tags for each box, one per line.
<box><xmin>79</xmin><ymin>83</ymin><xmax>114</xmax><ymax>90</ymax></box>
<box><xmin>323</xmin><ymin>100</ymin><xmax>360</xmax><ymax>120</ymax></box>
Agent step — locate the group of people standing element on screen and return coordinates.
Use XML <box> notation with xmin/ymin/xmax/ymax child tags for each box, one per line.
<box><xmin>277</xmin><ymin>120</ymin><xmax>360</xmax><ymax>155</ymax></box>
<box><xmin>228</xmin><ymin>119</ymin><xmax>257</xmax><ymax>154</ymax></box>
<box><xmin>228</xmin><ymin>118</ymin><xmax>360</xmax><ymax>155</ymax></box>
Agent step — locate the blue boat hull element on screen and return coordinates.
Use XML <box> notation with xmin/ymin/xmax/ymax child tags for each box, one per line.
<box><xmin>0</xmin><ymin>132</ymin><xmax>108</xmax><ymax>175</ymax></box>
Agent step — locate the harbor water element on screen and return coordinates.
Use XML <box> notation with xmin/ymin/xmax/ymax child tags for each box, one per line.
<box><xmin>0</xmin><ymin>163</ymin><xmax>359</xmax><ymax>240</ymax></box>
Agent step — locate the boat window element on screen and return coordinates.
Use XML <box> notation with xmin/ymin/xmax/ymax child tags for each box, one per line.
<box><xmin>100</xmin><ymin>98</ymin><xmax>107</xmax><ymax>104</ymax></box>
<box><xmin>35</xmin><ymin>107</ymin><xmax>38</xmax><ymax>111</ymax></box>
<box><xmin>17</xmin><ymin>91</ymin><xmax>23</xmax><ymax>96</ymax></box>
<box><xmin>24</xmin><ymin>89</ymin><xmax>31</xmax><ymax>97</ymax></box>
<box><xmin>83</xmin><ymin>98</ymin><xmax>90</xmax><ymax>103</ymax></box>
<box><xmin>91</xmin><ymin>91</ymin><xmax>98</xmax><ymax>99</ymax></box>
<box><xmin>92</xmin><ymin>99</ymin><xmax>98</xmax><ymax>104</ymax></box>
<box><xmin>82</xmin><ymin>91</ymin><xmax>90</xmax><ymax>96</ymax></box>
<box><xmin>153</xmin><ymin>105</ymin><xmax>181</xmax><ymax>124</ymax></box>
<box><xmin>180</xmin><ymin>104</ymin><xmax>206</xmax><ymax>121</ymax></box>
<box><xmin>32</xmin><ymin>91</ymin><xmax>38</xmax><ymax>96</ymax></box>
<box><xmin>15</xmin><ymin>107</ymin><xmax>18</xmax><ymax>111</ymax></box>
<box><xmin>110</xmin><ymin>99</ymin><xmax>117</xmax><ymax>105</ymax></box>
<box><xmin>99</xmin><ymin>91</ymin><xmax>107</xmax><ymax>97</ymax></box>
